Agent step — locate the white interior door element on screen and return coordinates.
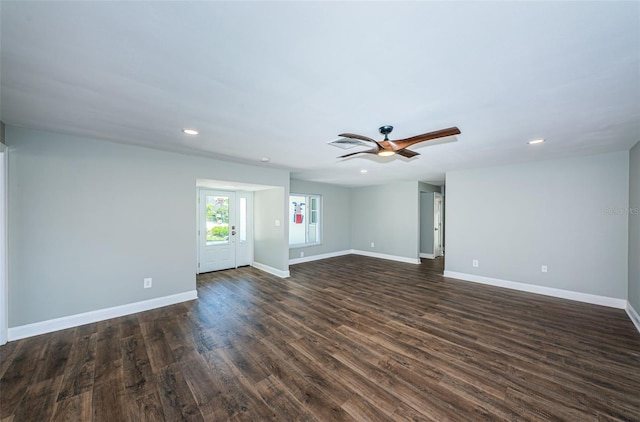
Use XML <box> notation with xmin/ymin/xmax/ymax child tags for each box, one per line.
<box><xmin>199</xmin><ymin>190</ymin><xmax>236</xmax><ymax>272</ymax></box>
<box><xmin>434</xmin><ymin>192</ymin><xmax>443</xmax><ymax>257</ymax></box>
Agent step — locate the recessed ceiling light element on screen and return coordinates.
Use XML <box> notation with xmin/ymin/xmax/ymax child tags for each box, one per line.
<box><xmin>528</xmin><ymin>139</ymin><xmax>545</xmax><ymax>145</ymax></box>
<box><xmin>260</xmin><ymin>157</ymin><xmax>270</xmax><ymax>162</ymax></box>
<box><xmin>182</xmin><ymin>128</ymin><xmax>198</xmax><ymax>135</ymax></box>
<box><xmin>360</xmin><ymin>169</ymin><xmax>368</xmax><ymax>174</ymax></box>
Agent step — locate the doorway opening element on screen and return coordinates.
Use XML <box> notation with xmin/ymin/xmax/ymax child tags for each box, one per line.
<box><xmin>195</xmin><ymin>179</ymin><xmax>276</xmax><ymax>275</ymax></box>
<box><xmin>433</xmin><ymin>192</ymin><xmax>444</xmax><ymax>258</ymax></box>
<box><xmin>419</xmin><ymin>189</ymin><xmax>445</xmax><ymax>275</ymax></box>
<box><xmin>198</xmin><ymin>189</ymin><xmax>251</xmax><ymax>273</ymax></box>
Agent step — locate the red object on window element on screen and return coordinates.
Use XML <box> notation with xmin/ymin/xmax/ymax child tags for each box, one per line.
<box><xmin>295</xmin><ymin>214</ymin><xmax>303</xmax><ymax>224</ymax></box>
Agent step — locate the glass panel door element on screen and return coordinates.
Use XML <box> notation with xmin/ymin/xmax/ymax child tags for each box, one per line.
<box><xmin>206</xmin><ymin>194</ymin><xmax>230</xmax><ymax>245</ymax></box>
<box><xmin>199</xmin><ymin>190</ymin><xmax>235</xmax><ymax>272</ymax></box>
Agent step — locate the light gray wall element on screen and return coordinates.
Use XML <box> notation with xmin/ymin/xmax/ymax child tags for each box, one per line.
<box><xmin>7</xmin><ymin>127</ymin><xmax>289</xmax><ymax>327</ymax></box>
<box><xmin>420</xmin><ymin>192</ymin><xmax>434</xmax><ymax>255</ymax></box>
<box><xmin>289</xmin><ymin>179</ymin><xmax>351</xmax><ymax>259</ymax></box>
<box><xmin>350</xmin><ymin>181</ymin><xmax>420</xmax><ymax>260</ymax></box>
<box><xmin>629</xmin><ymin>141</ymin><xmax>640</xmax><ymax>311</ymax></box>
<box><xmin>254</xmin><ymin>187</ymin><xmax>289</xmax><ymax>271</ymax></box>
<box><xmin>445</xmin><ymin>151</ymin><xmax>629</xmax><ymax>299</ymax></box>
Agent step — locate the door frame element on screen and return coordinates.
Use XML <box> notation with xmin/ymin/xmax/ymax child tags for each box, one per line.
<box><xmin>196</xmin><ymin>188</ymin><xmax>253</xmax><ymax>274</ymax></box>
<box><xmin>234</xmin><ymin>191</ymin><xmax>254</xmax><ymax>268</ymax></box>
<box><xmin>433</xmin><ymin>192</ymin><xmax>444</xmax><ymax>257</ymax></box>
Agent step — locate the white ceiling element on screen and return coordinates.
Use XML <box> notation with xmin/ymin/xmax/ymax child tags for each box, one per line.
<box><xmin>1</xmin><ymin>1</ymin><xmax>638</xmax><ymax>187</ymax></box>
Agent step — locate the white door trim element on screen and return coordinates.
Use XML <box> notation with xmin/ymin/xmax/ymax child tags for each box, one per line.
<box><xmin>196</xmin><ymin>188</ymin><xmax>254</xmax><ymax>274</ymax></box>
<box><xmin>235</xmin><ymin>192</ymin><xmax>254</xmax><ymax>267</ymax></box>
<box><xmin>198</xmin><ymin>189</ymin><xmax>237</xmax><ymax>273</ymax></box>
<box><xmin>433</xmin><ymin>192</ymin><xmax>443</xmax><ymax>257</ymax></box>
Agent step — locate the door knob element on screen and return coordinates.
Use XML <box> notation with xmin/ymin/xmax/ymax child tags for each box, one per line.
<box><xmin>232</xmin><ymin>230</ymin><xmax>236</xmax><ymax>235</ymax></box>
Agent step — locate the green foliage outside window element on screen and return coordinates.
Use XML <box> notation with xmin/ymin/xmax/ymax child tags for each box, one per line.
<box><xmin>207</xmin><ymin>225</ymin><xmax>229</xmax><ymax>242</ymax></box>
<box><xmin>206</xmin><ymin>203</ymin><xmax>229</xmax><ymax>223</ymax></box>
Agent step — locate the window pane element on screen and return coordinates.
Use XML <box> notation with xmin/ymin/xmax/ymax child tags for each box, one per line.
<box><xmin>206</xmin><ymin>195</ymin><xmax>229</xmax><ymax>245</ymax></box>
<box><xmin>310</xmin><ymin>197</ymin><xmax>317</xmax><ymax>223</ymax></box>
<box><xmin>289</xmin><ymin>194</ymin><xmax>321</xmax><ymax>246</ymax></box>
<box><xmin>239</xmin><ymin>197</ymin><xmax>247</xmax><ymax>242</ymax></box>
<box><xmin>289</xmin><ymin>195</ymin><xmax>306</xmax><ymax>245</ymax></box>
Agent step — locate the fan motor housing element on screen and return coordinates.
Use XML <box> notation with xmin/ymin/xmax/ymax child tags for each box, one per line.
<box><xmin>379</xmin><ymin>125</ymin><xmax>393</xmax><ymax>136</ymax></box>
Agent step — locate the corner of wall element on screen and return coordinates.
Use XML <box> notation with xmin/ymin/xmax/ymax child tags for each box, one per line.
<box><xmin>628</xmin><ymin>141</ymin><xmax>640</xmax><ymax>313</ymax></box>
<box><xmin>626</xmin><ymin>301</ymin><xmax>640</xmax><ymax>333</ymax></box>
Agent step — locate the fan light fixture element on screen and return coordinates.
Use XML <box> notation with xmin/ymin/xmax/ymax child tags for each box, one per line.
<box><xmin>377</xmin><ymin>126</ymin><xmax>396</xmax><ymax>157</ymax></box>
<box><xmin>378</xmin><ymin>150</ymin><xmax>396</xmax><ymax>157</ymax></box>
<box><xmin>334</xmin><ymin>124</ymin><xmax>460</xmax><ymax>160</ymax></box>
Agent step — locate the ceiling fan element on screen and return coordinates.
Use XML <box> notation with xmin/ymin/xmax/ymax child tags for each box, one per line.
<box><xmin>334</xmin><ymin>125</ymin><xmax>461</xmax><ymax>159</ymax></box>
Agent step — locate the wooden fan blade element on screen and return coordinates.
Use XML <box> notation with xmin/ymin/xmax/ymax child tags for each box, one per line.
<box><xmin>392</xmin><ymin>127</ymin><xmax>461</xmax><ymax>149</ymax></box>
<box><xmin>339</xmin><ymin>133</ymin><xmax>384</xmax><ymax>149</ymax></box>
<box><xmin>396</xmin><ymin>149</ymin><xmax>420</xmax><ymax>158</ymax></box>
<box><xmin>338</xmin><ymin>133</ymin><xmax>377</xmax><ymax>143</ymax></box>
<box><xmin>338</xmin><ymin>149</ymin><xmax>378</xmax><ymax>158</ymax></box>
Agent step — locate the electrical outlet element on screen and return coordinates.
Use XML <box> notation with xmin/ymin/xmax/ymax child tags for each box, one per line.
<box><xmin>144</xmin><ymin>278</ymin><xmax>152</xmax><ymax>288</ymax></box>
<box><xmin>300</xmin><ymin>251</ymin><xmax>304</xmax><ymax>258</ymax></box>
<box><xmin>541</xmin><ymin>265</ymin><xmax>547</xmax><ymax>273</ymax></box>
<box><xmin>472</xmin><ymin>259</ymin><xmax>479</xmax><ymax>268</ymax></box>
<box><xmin>371</xmin><ymin>242</ymin><xmax>375</xmax><ymax>248</ymax></box>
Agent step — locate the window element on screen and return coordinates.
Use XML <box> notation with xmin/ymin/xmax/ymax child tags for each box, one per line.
<box><xmin>239</xmin><ymin>197</ymin><xmax>247</xmax><ymax>243</ymax></box>
<box><xmin>205</xmin><ymin>194</ymin><xmax>230</xmax><ymax>245</ymax></box>
<box><xmin>289</xmin><ymin>194</ymin><xmax>321</xmax><ymax>246</ymax></box>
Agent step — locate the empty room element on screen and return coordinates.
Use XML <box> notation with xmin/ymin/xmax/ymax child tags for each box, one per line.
<box><xmin>0</xmin><ymin>1</ymin><xmax>639</xmax><ymax>421</ymax></box>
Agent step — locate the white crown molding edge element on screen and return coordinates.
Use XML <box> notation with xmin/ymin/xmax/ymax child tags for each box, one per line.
<box><xmin>443</xmin><ymin>271</ymin><xmax>627</xmax><ymax>309</ymax></box>
<box><xmin>252</xmin><ymin>261</ymin><xmax>290</xmax><ymax>278</ymax></box>
<box><xmin>8</xmin><ymin>290</ymin><xmax>198</xmax><ymax>341</ymax></box>
<box><xmin>626</xmin><ymin>302</ymin><xmax>640</xmax><ymax>333</ymax></box>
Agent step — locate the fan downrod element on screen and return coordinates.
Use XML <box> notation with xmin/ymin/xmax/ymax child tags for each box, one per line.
<box><xmin>379</xmin><ymin>125</ymin><xmax>393</xmax><ymax>140</ymax></box>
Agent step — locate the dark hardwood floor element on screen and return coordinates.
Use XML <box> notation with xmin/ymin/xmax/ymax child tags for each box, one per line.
<box><xmin>1</xmin><ymin>255</ymin><xmax>639</xmax><ymax>421</ymax></box>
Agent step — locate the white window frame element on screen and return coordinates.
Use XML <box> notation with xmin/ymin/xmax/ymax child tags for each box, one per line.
<box><xmin>289</xmin><ymin>193</ymin><xmax>322</xmax><ymax>247</ymax></box>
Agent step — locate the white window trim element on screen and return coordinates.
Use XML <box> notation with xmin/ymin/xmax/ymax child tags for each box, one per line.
<box><xmin>289</xmin><ymin>193</ymin><xmax>322</xmax><ymax>247</ymax></box>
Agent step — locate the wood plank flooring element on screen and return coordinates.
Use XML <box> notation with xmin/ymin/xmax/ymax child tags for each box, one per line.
<box><xmin>1</xmin><ymin>255</ymin><xmax>639</xmax><ymax>421</ymax></box>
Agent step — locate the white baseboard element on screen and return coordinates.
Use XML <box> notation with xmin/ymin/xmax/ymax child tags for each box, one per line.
<box><xmin>252</xmin><ymin>261</ymin><xmax>290</xmax><ymax>278</ymax></box>
<box><xmin>351</xmin><ymin>250</ymin><xmax>420</xmax><ymax>265</ymax></box>
<box><xmin>420</xmin><ymin>253</ymin><xmax>435</xmax><ymax>259</ymax></box>
<box><xmin>443</xmin><ymin>271</ymin><xmax>627</xmax><ymax>309</ymax></box>
<box><xmin>288</xmin><ymin>249</ymin><xmax>420</xmax><ymax>265</ymax></box>
<box><xmin>289</xmin><ymin>250</ymin><xmax>351</xmax><ymax>265</ymax></box>
<box><xmin>627</xmin><ymin>302</ymin><xmax>640</xmax><ymax>333</ymax></box>
<box><xmin>8</xmin><ymin>290</ymin><xmax>198</xmax><ymax>341</ymax></box>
